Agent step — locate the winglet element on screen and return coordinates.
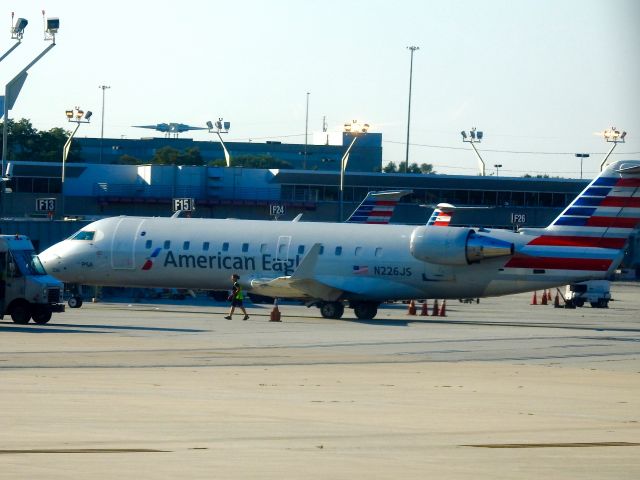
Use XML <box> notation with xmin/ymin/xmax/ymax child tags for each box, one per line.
<box><xmin>291</xmin><ymin>243</ymin><xmax>322</xmax><ymax>280</ymax></box>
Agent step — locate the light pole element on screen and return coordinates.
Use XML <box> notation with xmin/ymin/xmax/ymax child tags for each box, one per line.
<box><xmin>304</xmin><ymin>92</ymin><xmax>310</xmax><ymax>169</ymax></box>
<box><xmin>405</xmin><ymin>46</ymin><xmax>419</xmax><ymax>172</ymax></box>
<box><xmin>340</xmin><ymin>120</ymin><xmax>369</xmax><ymax>221</ymax></box>
<box><xmin>575</xmin><ymin>153</ymin><xmax>590</xmax><ymax>179</ymax></box>
<box><xmin>600</xmin><ymin>127</ymin><xmax>626</xmax><ymax>171</ymax></box>
<box><xmin>494</xmin><ymin>164</ymin><xmax>502</xmax><ymax>177</ymax></box>
<box><xmin>0</xmin><ymin>14</ymin><xmax>28</xmax><ymax>63</ymax></box>
<box><xmin>2</xmin><ymin>13</ymin><xmax>59</xmax><ymax>175</ymax></box>
<box><xmin>461</xmin><ymin>127</ymin><xmax>486</xmax><ymax>176</ymax></box>
<box><xmin>98</xmin><ymin>85</ymin><xmax>110</xmax><ymax>163</ymax></box>
<box><xmin>206</xmin><ymin>118</ymin><xmax>231</xmax><ymax>166</ymax></box>
<box><xmin>62</xmin><ymin>107</ymin><xmax>92</xmax><ymax>219</ymax></box>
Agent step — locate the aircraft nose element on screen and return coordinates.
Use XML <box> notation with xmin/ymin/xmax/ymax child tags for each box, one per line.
<box><xmin>38</xmin><ymin>247</ymin><xmax>63</xmax><ymax>273</ymax></box>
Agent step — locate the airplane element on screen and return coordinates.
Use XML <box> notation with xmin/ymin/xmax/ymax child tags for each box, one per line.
<box><xmin>132</xmin><ymin>123</ymin><xmax>208</xmax><ymax>138</ymax></box>
<box><xmin>39</xmin><ymin>160</ymin><xmax>640</xmax><ymax>320</ymax></box>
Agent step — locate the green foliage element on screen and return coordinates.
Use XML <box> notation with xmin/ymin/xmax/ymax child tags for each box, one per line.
<box><xmin>152</xmin><ymin>146</ymin><xmax>204</xmax><ymax>166</ymax></box>
<box><xmin>383</xmin><ymin>161</ymin><xmax>435</xmax><ymax>174</ymax></box>
<box><xmin>117</xmin><ymin>154</ymin><xmax>145</xmax><ymax>165</ymax></box>
<box><xmin>208</xmin><ymin>154</ymin><xmax>293</xmax><ymax>169</ymax></box>
<box><xmin>0</xmin><ymin>118</ymin><xmax>81</xmax><ymax>162</ymax></box>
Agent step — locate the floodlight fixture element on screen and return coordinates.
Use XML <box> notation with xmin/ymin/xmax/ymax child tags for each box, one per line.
<box><xmin>84</xmin><ymin>110</ymin><xmax>93</xmax><ymax>121</ymax></box>
<box><xmin>207</xmin><ymin>117</ymin><xmax>232</xmax><ymax>166</ymax></box>
<box><xmin>206</xmin><ymin>120</ymin><xmax>213</xmax><ymax>129</ymax></box>
<box><xmin>223</xmin><ymin>121</ymin><xmax>230</xmax><ymax>131</ymax></box>
<box><xmin>42</xmin><ymin>11</ymin><xmax>59</xmax><ymax>42</ymax></box>
<box><xmin>600</xmin><ymin>126</ymin><xmax>628</xmax><ymax>171</ymax></box>
<box><xmin>11</xmin><ymin>16</ymin><xmax>28</xmax><ymax>40</ymax></box>
<box><xmin>461</xmin><ymin>127</ymin><xmax>486</xmax><ymax>176</ymax></box>
<box><xmin>46</xmin><ymin>17</ymin><xmax>59</xmax><ymax>34</ymax></box>
<box><xmin>494</xmin><ymin>164</ymin><xmax>503</xmax><ymax>177</ymax></box>
<box><xmin>344</xmin><ymin>122</ymin><xmax>352</xmax><ymax>133</ymax></box>
<box><xmin>65</xmin><ymin>110</ymin><xmax>74</xmax><ymax>119</ymax></box>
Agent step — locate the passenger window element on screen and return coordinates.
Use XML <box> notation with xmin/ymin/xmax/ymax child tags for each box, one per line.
<box><xmin>335</xmin><ymin>246</ymin><xmax>342</xmax><ymax>256</ymax></box>
<box><xmin>260</xmin><ymin>243</ymin><xmax>268</xmax><ymax>253</ymax></box>
<box><xmin>297</xmin><ymin>245</ymin><xmax>305</xmax><ymax>255</ymax></box>
<box><xmin>183</xmin><ymin>241</ymin><xmax>190</xmax><ymax>250</ymax></box>
<box><xmin>145</xmin><ymin>240</ymin><xmax>153</xmax><ymax>249</ymax></box>
<box><xmin>222</xmin><ymin>242</ymin><xmax>229</xmax><ymax>252</ymax></box>
<box><xmin>203</xmin><ymin>242</ymin><xmax>210</xmax><ymax>251</ymax></box>
<box><xmin>319</xmin><ymin>245</ymin><xmax>324</xmax><ymax>255</ymax></box>
<box><xmin>164</xmin><ymin>240</ymin><xmax>171</xmax><ymax>249</ymax></box>
<box><xmin>242</xmin><ymin>243</ymin><xmax>249</xmax><ymax>253</ymax></box>
<box><xmin>375</xmin><ymin>247</ymin><xmax>383</xmax><ymax>257</ymax></box>
<box><xmin>355</xmin><ymin>246</ymin><xmax>362</xmax><ymax>256</ymax></box>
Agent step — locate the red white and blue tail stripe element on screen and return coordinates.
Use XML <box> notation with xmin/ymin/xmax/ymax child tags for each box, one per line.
<box><xmin>427</xmin><ymin>203</ymin><xmax>454</xmax><ymax>227</ymax></box>
<box><xmin>505</xmin><ymin>160</ymin><xmax>640</xmax><ymax>275</ymax></box>
<box><xmin>346</xmin><ymin>190</ymin><xmax>411</xmax><ymax>224</ymax></box>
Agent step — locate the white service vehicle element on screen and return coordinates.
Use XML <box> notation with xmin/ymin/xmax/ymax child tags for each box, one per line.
<box><xmin>0</xmin><ymin>235</ymin><xmax>65</xmax><ymax>324</ymax></box>
<box><xmin>565</xmin><ymin>280</ymin><xmax>611</xmax><ymax>308</ymax></box>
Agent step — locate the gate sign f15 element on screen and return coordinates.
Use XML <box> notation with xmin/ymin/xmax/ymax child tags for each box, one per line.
<box><xmin>173</xmin><ymin>198</ymin><xmax>195</xmax><ymax>212</ymax></box>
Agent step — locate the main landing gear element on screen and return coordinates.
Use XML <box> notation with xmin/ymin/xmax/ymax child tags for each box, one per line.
<box><xmin>318</xmin><ymin>301</ymin><xmax>379</xmax><ymax>320</ymax></box>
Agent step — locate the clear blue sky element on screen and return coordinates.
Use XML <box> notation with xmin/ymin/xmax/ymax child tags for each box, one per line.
<box><xmin>2</xmin><ymin>0</ymin><xmax>639</xmax><ymax>177</ymax></box>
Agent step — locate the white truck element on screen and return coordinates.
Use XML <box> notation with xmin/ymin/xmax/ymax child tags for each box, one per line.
<box><xmin>0</xmin><ymin>235</ymin><xmax>65</xmax><ymax>324</ymax></box>
<box><xmin>565</xmin><ymin>280</ymin><xmax>611</xmax><ymax>308</ymax></box>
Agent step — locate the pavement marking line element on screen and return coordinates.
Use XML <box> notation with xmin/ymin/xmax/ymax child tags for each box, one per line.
<box><xmin>0</xmin><ymin>449</ymin><xmax>170</xmax><ymax>454</ymax></box>
<box><xmin>463</xmin><ymin>442</ymin><xmax>640</xmax><ymax>448</ymax></box>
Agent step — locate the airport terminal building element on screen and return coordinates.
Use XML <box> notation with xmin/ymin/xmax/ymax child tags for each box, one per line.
<box><xmin>0</xmin><ymin>134</ymin><xmax>638</xmax><ymax>273</ymax></box>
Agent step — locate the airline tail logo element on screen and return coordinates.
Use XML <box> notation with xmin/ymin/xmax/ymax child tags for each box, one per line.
<box><xmin>141</xmin><ymin>247</ymin><xmax>162</xmax><ymax>270</ymax></box>
<box><xmin>505</xmin><ymin>160</ymin><xmax>640</xmax><ymax>273</ymax></box>
<box><xmin>427</xmin><ymin>209</ymin><xmax>452</xmax><ymax>227</ymax></box>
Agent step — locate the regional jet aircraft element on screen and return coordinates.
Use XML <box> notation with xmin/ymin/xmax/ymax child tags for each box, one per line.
<box><xmin>39</xmin><ymin>160</ymin><xmax>640</xmax><ymax>320</ymax></box>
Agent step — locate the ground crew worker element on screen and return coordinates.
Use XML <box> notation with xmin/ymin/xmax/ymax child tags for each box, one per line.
<box><xmin>224</xmin><ymin>273</ymin><xmax>249</xmax><ymax>320</ymax></box>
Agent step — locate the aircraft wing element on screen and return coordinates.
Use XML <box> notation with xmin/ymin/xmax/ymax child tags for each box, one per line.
<box><xmin>249</xmin><ymin>243</ymin><xmax>343</xmax><ymax>300</ymax></box>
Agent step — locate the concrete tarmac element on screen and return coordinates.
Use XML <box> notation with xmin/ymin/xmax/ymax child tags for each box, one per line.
<box><xmin>1</xmin><ymin>284</ymin><xmax>639</xmax><ymax>479</ymax></box>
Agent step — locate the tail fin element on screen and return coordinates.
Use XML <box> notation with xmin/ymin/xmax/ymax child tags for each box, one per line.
<box><xmin>536</xmin><ymin>160</ymin><xmax>640</xmax><ymax>249</ymax></box>
<box><xmin>426</xmin><ymin>203</ymin><xmax>454</xmax><ymax>227</ymax></box>
<box><xmin>346</xmin><ymin>190</ymin><xmax>411</xmax><ymax>224</ymax></box>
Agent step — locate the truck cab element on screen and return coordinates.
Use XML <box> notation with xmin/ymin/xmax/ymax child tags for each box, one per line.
<box><xmin>0</xmin><ymin>235</ymin><xmax>65</xmax><ymax>324</ymax></box>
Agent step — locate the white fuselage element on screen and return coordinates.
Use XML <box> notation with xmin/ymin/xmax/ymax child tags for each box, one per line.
<box><xmin>39</xmin><ymin>216</ymin><xmax>611</xmax><ymax>301</ymax></box>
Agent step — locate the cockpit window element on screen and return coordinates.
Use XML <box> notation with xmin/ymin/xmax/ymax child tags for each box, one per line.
<box><xmin>70</xmin><ymin>231</ymin><xmax>95</xmax><ymax>241</ymax></box>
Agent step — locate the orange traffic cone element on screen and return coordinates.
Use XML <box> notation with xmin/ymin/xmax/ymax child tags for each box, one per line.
<box><xmin>432</xmin><ymin>299</ymin><xmax>439</xmax><ymax>317</ymax></box>
<box><xmin>553</xmin><ymin>292</ymin><xmax>561</xmax><ymax>308</ymax></box>
<box><xmin>420</xmin><ymin>301</ymin><xmax>429</xmax><ymax>316</ymax></box>
<box><xmin>408</xmin><ymin>300</ymin><xmax>417</xmax><ymax>316</ymax></box>
<box><xmin>270</xmin><ymin>299</ymin><xmax>282</xmax><ymax>322</ymax></box>
<box><xmin>531</xmin><ymin>291</ymin><xmax>538</xmax><ymax>305</ymax></box>
<box><xmin>541</xmin><ymin>290</ymin><xmax>548</xmax><ymax>305</ymax></box>
<box><xmin>438</xmin><ymin>300</ymin><xmax>447</xmax><ymax>317</ymax></box>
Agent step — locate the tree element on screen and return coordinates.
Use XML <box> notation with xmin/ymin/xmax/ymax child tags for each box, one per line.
<box><xmin>0</xmin><ymin>118</ymin><xmax>81</xmax><ymax>162</ymax></box>
<box><xmin>117</xmin><ymin>154</ymin><xmax>144</xmax><ymax>165</ymax></box>
<box><xmin>209</xmin><ymin>154</ymin><xmax>292</xmax><ymax>169</ymax></box>
<box><xmin>383</xmin><ymin>161</ymin><xmax>398</xmax><ymax>173</ymax></box>
<box><xmin>151</xmin><ymin>146</ymin><xmax>204</xmax><ymax>166</ymax></box>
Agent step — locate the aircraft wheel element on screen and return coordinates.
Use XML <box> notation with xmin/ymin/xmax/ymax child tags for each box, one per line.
<box><xmin>68</xmin><ymin>296</ymin><xmax>83</xmax><ymax>308</ymax></box>
<box><xmin>573</xmin><ymin>298</ymin><xmax>585</xmax><ymax>308</ymax></box>
<box><xmin>353</xmin><ymin>302</ymin><xmax>378</xmax><ymax>320</ymax></box>
<box><xmin>11</xmin><ymin>303</ymin><xmax>31</xmax><ymax>324</ymax></box>
<box><xmin>32</xmin><ymin>308</ymin><xmax>52</xmax><ymax>325</ymax></box>
<box><xmin>320</xmin><ymin>302</ymin><xmax>344</xmax><ymax>319</ymax></box>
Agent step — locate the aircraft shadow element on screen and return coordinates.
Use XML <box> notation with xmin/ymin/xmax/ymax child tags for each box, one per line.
<box><xmin>0</xmin><ymin>321</ymin><xmax>208</xmax><ymax>334</ymax></box>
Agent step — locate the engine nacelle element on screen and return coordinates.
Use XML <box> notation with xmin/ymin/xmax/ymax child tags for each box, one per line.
<box><xmin>410</xmin><ymin>226</ymin><xmax>514</xmax><ymax>266</ymax></box>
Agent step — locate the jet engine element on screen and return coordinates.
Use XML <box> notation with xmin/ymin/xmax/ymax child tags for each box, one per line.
<box><xmin>409</xmin><ymin>226</ymin><xmax>514</xmax><ymax>266</ymax></box>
